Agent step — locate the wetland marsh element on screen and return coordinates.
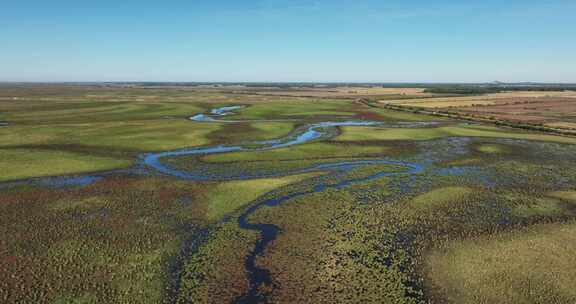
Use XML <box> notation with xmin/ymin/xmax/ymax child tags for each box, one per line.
<box><xmin>1</xmin><ymin>86</ymin><xmax>576</xmax><ymax>304</ymax></box>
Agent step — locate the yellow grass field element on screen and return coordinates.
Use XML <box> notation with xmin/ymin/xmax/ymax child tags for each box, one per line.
<box><xmin>380</xmin><ymin>91</ymin><xmax>576</xmax><ymax>108</ymax></box>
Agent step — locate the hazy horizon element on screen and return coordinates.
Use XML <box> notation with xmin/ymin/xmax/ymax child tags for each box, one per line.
<box><xmin>2</xmin><ymin>0</ymin><xmax>575</xmax><ymax>82</ymax></box>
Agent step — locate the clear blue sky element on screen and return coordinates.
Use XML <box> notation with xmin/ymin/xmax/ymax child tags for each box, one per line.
<box><xmin>1</xmin><ymin>0</ymin><xmax>575</xmax><ymax>82</ymax></box>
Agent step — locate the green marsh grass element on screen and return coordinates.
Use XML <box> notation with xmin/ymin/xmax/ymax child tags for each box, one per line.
<box><xmin>0</xmin><ymin>149</ymin><xmax>131</xmax><ymax>181</ymax></box>
<box><xmin>204</xmin><ymin>173</ymin><xmax>320</xmax><ymax>220</ymax></box>
<box><xmin>338</xmin><ymin>124</ymin><xmax>576</xmax><ymax>144</ymax></box>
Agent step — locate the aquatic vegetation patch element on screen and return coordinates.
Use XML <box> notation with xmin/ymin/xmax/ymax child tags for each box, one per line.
<box><xmin>174</xmin><ymin>222</ymin><xmax>257</xmax><ymax>304</ymax></box>
<box><xmin>0</xmin><ymin>175</ymin><xmax>224</xmax><ymax>303</ymax></box>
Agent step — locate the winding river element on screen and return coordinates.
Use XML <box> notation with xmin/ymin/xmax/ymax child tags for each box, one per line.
<box><xmin>143</xmin><ymin>106</ymin><xmax>430</xmax><ymax>180</ymax></box>
<box><xmin>141</xmin><ymin>105</ymin><xmax>427</xmax><ymax>303</ymax></box>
